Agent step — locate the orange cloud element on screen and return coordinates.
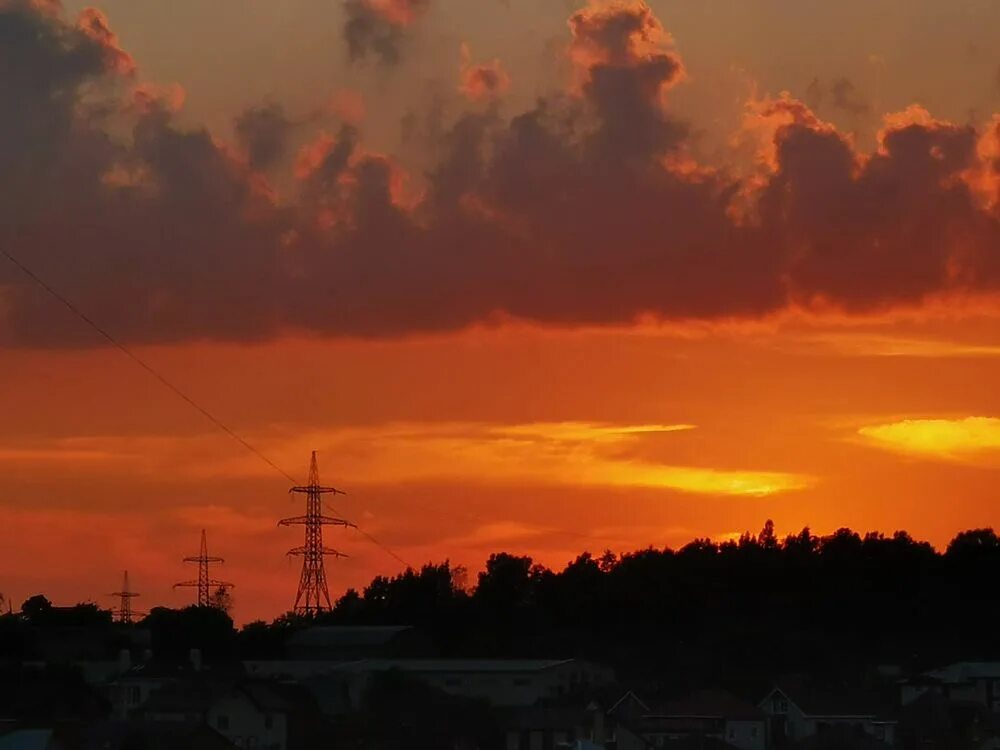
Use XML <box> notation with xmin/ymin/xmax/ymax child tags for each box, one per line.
<box><xmin>328</xmin><ymin>89</ymin><xmax>367</xmax><ymax>125</ymax></box>
<box><xmin>858</xmin><ymin>417</ymin><xmax>1000</xmax><ymax>461</ymax></box>
<box><xmin>459</xmin><ymin>44</ymin><xmax>511</xmax><ymax>102</ymax></box>
<box><xmin>77</xmin><ymin>7</ymin><xmax>135</xmax><ymax>76</ymax></box>
<box><xmin>10</xmin><ymin>422</ymin><xmax>808</xmax><ymax>498</ymax></box>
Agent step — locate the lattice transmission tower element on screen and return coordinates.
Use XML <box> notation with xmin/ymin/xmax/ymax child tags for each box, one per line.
<box><xmin>279</xmin><ymin>452</ymin><xmax>354</xmax><ymax>615</ymax></box>
<box><xmin>174</xmin><ymin>529</ymin><xmax>234</xmax><ymax>607</ymax></box>
<box><xmin>110</xmin><ymin>570</ymin><xmax>141</xmax><ymax>624</ymax></box>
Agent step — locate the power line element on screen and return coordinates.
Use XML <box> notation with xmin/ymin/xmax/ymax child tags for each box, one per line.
<box><xmin>1</xmin><ymin>246</ymin><xmax>413</xmax><ymax>571</ymax></box>
<box><xmin>323</xmin><ymin>498</ymin><xmax>413</xmax><ymax>570</ymax></box>
<box><xmin>0</xmin><ymin>247</ymin><xmax>295</xmax><ymax>485</ymax></box>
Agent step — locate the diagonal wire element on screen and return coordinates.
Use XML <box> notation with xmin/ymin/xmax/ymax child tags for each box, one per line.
<box><xmin>1</xmin><ymin>247</ymin><xmax>296</xmax><ymax>485</ymax></box>
<box><xmin>2</xmin><ymin>246</ymin><xmax>414</xmax><ymax>570</ymax></box>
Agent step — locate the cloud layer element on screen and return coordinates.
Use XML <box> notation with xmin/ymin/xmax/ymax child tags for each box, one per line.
<box><xmin>0</xmin><ymin>420</ymin><xmax>809</xmax><ymax>497</ymax></box>
<box><xmin>0</xmin><ymin>0</ymin><xmax>998</xmax><ymax>347</ymax></box>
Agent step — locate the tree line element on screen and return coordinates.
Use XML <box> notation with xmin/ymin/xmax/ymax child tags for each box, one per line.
<box><xmin>5</xmin><ymin>523</ymin><xmax>1000</xmax><ymax>689</ymax></box>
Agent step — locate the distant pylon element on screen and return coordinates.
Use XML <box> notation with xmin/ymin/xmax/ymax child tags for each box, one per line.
<box><xmin>279</xmin><ymin>452</ymin><xmax>354</xmax><ymax>615</ymax></box>
<box><xmin>174</xmin><ymin>529</ymin><xmax>234</xmax><ymax>608</ymax></box>
<box><xmin>110</xmin><ymin>570</ymin><xmax>141</xmax><ymax>624</ymax></box>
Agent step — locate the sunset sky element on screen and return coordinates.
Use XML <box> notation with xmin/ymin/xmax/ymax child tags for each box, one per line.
<box><xmin>0</xmin><ymin>0</ymin><xmax>998</xmax><ymax>623</ymax></box>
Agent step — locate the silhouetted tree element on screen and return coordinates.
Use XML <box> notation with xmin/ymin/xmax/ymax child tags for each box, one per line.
<box><xmin>140</xmin><ymin>606</ymin><xmax>236</xmax><ymax>663</ymax></box>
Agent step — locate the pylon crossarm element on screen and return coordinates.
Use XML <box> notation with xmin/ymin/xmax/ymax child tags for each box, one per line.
<box><xmin>206</xmin><ymin>579</ymin><xmax>235</xmax><ymax>588</ymax></box>
<box><xmin>286</xmin><ymin>545</ymin><xmax>347</xmax><ymax>557</ymax></box>
<box><xmin>279</xmin><ymin>515</ymin><xmax>353</xmax><ymax>527</ymax></box>
<box><xmin>289</xmin><ymin>486</ymin><xmax>345</xmax><ymax>495</ymax></box>
<box><xmin>173</xmin><ymin>581</ymin><xmax>200</xmax><ymax>588</ymax></box>
<box><xmin>183</xmin><ymin>556</ymin><xmax>225</xmax><ymax>564</ymax></box>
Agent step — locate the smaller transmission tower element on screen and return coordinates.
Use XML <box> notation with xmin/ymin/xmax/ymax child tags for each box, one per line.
<box><xmin>279</xmin><ymin>452</ymin><xmax>354</xmax><ymax>615</ymax></box>
<box><xmin>174</xmin><ymin>529</ymin><xmax>234</xmax><ymax>608</ymax></box>
<box><xmin>110</xmin><ymin>570</ymin><xmax>141</xmax><ymax>624</ymax></box>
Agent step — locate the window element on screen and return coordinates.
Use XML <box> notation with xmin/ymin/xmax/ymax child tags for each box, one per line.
<box><xmin>772</xmin><ymin>696</ymin><xmax>788</xmax><ymax>714</ymax></box>
<box><xmin>217</xmin><ymin>715</ymin><xmax>230</xmax><ymax>731</ymax></box>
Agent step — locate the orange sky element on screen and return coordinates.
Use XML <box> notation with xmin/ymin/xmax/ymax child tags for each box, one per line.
<box><xmin>0</xmin><ymin>0</ymin><xmax>998</xmax><ymax>623</ymax></box>
<box><xmin>5</xmin><ymin>318</ymin><xmax>1000</xmax><ymax>622</ymax></box>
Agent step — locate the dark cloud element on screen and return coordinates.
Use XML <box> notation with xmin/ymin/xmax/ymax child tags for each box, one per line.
<box><xmin>0</xmin><ymin>0</ymin><xmax>999</xmax><ymax>348</ymax></box>
<box><xmin>830</xmin><ymin>77</ymin><xmax>870</xmax><ymax>115</ymax></box>
<box><xmin>234</xmin><ymin>104</ymin><xmax>294</xmax><ymax>172</ymax></box>
<box><xmin>803</xmin><ymin>76</ymin><xmax>870</xmax><ymax>116</ymax></box>
<box><xmin>343</xmin><ymin>0</ymin><xmax>430</xmax><ymax>65</ymax></box>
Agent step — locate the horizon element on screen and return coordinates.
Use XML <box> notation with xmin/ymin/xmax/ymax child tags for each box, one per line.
<box><xmin>1</xmin><ymin>0</ymin><xmax>999</xmax><ymax>626</ymax></box>
<box><xmin>1</xmin><ymin>520</ymin><xmax>994</xmax><ymax>625</ymax></box>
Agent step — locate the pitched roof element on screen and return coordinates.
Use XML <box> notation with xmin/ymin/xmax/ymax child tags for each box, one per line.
<box><xmin>143</xmin><ymin>679</ymin><xmax>292</xmax><ymax>716</ymax></box>
<box><xmin>659</xmin><ymin>737</ymin><xmax>740</xmax><ymax>750</ymax></box>
<box><xmin>653</xmin><ymin>690</ymin><xmax>764</xmax><ymax>721</ymax></box>
<box><xmin>327</xmin><ymin>658</ymin><xmax>574</xmax><ymax>673</ymax></box>
<box><xmin>74</xmin><ymin>720</ymin><xmax>236</xmax><ymax>750</ymax></box>
<box><xmin>0</xmin><ymin>730</ymin><xmax>54</xmax><ymax>750</ymax></box>
<box><xmin>502</xmin><ymin>704</ymin><xmax>591</xmax><ymax>731</ymax></box>
<box><xmin>923</xmin><ymin>662</ymin><xmax>1000</xmax><ymax>683</ymax></box>
<box><xmin>235</xmin><ymin>682</ymin><xmax>291</xmax><ymax>713</ymax></box>
<box><xmin>141</xmin><ymin>681</ymin><xmax>220</xmax><ymax>715</ymax></box>
<box><xmin>790</xmin><ymin>725</ymin><xmax>892</xmax><ymax>750</ymax></box>
<box><xmin>286</xmin><ymin>626</ymin><xmax>415</xmax><ymax>649</ymax></box>
<box><xmin>764</xmin><ymin>677</ymin><xmax>888</xmax><ymax>719</ymax></box>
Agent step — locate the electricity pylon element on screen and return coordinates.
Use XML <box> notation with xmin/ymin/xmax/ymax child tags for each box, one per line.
<box><xmin>174</xmin><ymin>529</ymin><xmax>234</xmax><ymax>607</ymax></box>
<box><xmin>110</xmin><ymin>570</ymin><xmax>141</xmax><ymax>624</ymax></box>
<box><xmin>279</xmin><ymin>452</ymin><xmax>354</xmax><ymax>615</ymax></box>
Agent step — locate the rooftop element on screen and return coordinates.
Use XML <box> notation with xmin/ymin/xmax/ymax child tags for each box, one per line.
<box><xmin>286</xmin><ymin>626</ymin><xmax>415</xmax><ymax>649</ymax></box>
<box><xmin>652</xmin><ymin>689</ymin><xmax>764</xmax><ymax>721</ymax></box>
<box><xmin>326</xmin><ymin>658</ymin><xmax>576</xmax><ymax>674</ymax></box>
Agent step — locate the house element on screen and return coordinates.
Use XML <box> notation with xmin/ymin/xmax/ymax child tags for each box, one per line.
<box><xmin>248</xmin><ymin>658</ymin><xmax>616</xmax><ymax>709</ymax></box>
<box><xmin>69</xmin><ymin>721</ymin><xmax>237</xmax><ymax>750</ymax></box>
<box><xmin>284</xmin><ymin>626</ymin><xmax>428</xmax><ymax>660</ymax></box>
<box><xmin>139</xmin><ymin>682</ymin><xmax>287</xmax><ymax>748</ymax></box>
<box><xmin>502</xmin><ymin>699</ymin><xmax>648</xmax><ymax>750</ymax></box>
<box><xmin>206</xmin><ymin>683</ymin><xmax>291</xmax><ymax>750</ymax></box>
<box><xmin>896</xmin><ymin>689</ymin><xmax>1000</xmax><ymax>749</ymax></box>
<box><xmin>788</xmin><ymin>724</ymin><xmax>892</xmax><ymax>749</ymax></box>
<box><xmin>0</xmin><ymin>730</ymin><xmax>64</xmax><ymax>750</ymax></box>
<box><xmin>900</xmin><ymin>662</ymin><xmax>1000</xmax><ymax>712</ymax></box>
<box><xmin>609</xmin><ymin>689</ymin><xmax>765</xmax><ymax>750</ymax></box>
<box><xmin>759</xmin><ymin>679</ymin><xmax>897</xmax><ymax>747</ymax></box>
<box><xmin>105</xmin><ymin>660</ymin><xmax>197</xmax><ymax>719</ymax></box>
<box><xmin>137</xmin><ymin>678</ymin><xmax>326</xmax><ymax>750</ymax></box>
